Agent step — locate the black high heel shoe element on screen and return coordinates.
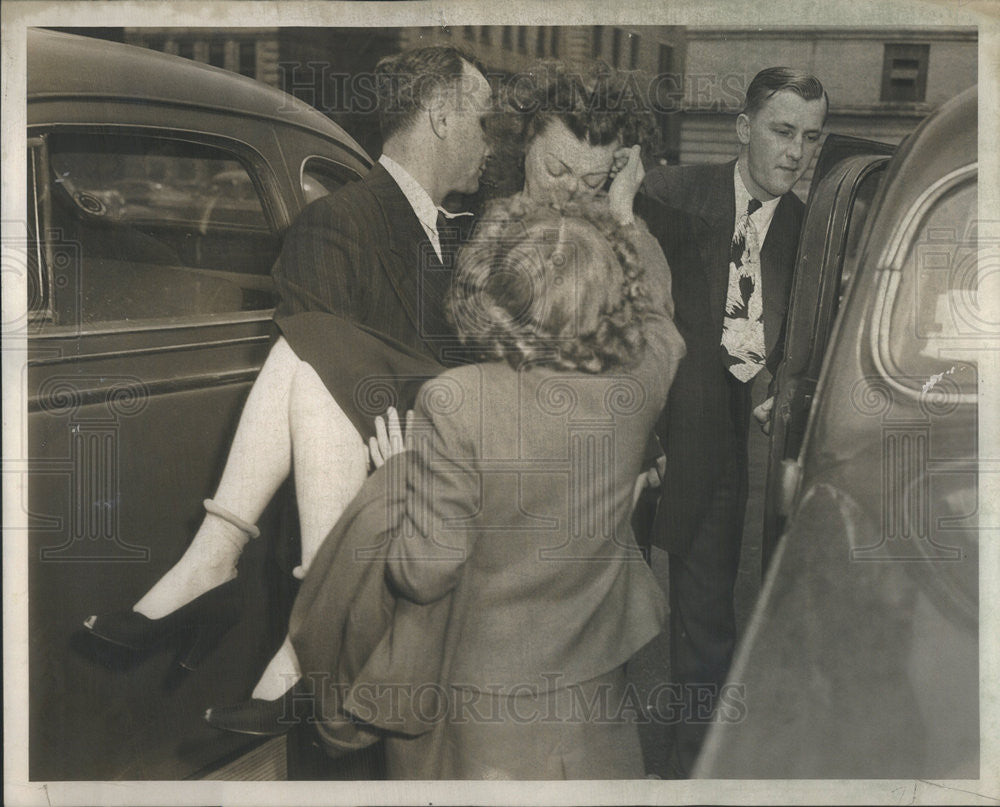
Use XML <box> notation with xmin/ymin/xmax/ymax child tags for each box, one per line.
<box><xmin>204</xmin><ymin>680</ymin><xmax>310</xmax><ymax>736</ymax></box>
<box><xmin>83</xmin><ymin>577</ymin><xmax>242</xmax><ymax>671</ymax></box>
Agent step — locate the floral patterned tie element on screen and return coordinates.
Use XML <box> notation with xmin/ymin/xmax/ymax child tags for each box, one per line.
<box><xmin>721</xmin><ymin>198</ymin><xmax>766</xmax><ymax>381</ymax></box>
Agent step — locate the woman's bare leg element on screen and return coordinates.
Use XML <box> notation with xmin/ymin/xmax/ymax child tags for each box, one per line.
<box><xmin>249</xmin><ymin>360</ymin><xmax>368</xmax><ymax>701</ymax></box>
<box><xmin>133</xmin><ymin>338</ymin><xmax>299</xmax><ymax>619</ymax></box>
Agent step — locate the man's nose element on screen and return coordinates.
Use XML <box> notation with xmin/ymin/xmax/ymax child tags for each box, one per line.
<box><xmin>786</xmin><ymin>135</ymin><xmax>804</xmax><ymax>162</ymax></box>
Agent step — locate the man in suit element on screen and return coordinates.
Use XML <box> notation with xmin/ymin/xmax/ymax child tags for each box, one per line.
<box><xmin>200</xmin><ymin>46</ymin><xmax>492</xmax><ymax>775</ymax></box>
<box><xmin>639</xmin><ymin>67</ymin><xmax>828</xmax><ymax>775</ymax></box>
<box><xmin>273</xmin><ymin>45</ymin><xmax>491</xmax><ymax>360</ymax></box>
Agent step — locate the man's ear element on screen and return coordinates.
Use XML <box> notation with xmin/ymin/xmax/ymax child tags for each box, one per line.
<box><xmin>736</xmin><ymin>112</ymin><xmax>752</xmax><ymax>146</ymax></box>
<box><xmin>428</xmin><ymin>89</ymin><xmax>448</xmax><ymax>140</ymax></box>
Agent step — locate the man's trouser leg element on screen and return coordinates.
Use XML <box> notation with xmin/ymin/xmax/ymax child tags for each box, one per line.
<box><xmin>667</xmin><ymin>374</ymin><xmax>752</xmax><ymax>775</ymax></box>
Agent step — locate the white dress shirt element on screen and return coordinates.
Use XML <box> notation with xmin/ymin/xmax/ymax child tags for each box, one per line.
<box><xmin>733</xmin><ymin>163</ymin><xmax>781</xmax><ymax>245</ymax></box>
<box><xmin>378</xmin><ymin>154</ymin><xmax>444</xmax><ymax>261</ymax></box>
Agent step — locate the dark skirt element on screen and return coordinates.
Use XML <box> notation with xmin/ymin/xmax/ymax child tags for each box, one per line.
<box><xmin>276</xmin><ymin>311</ymin><xmax>443</xmax><ymax>439</ymax></box>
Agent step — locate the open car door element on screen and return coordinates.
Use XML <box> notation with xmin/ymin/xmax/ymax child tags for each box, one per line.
<box><xmin>761</xmin><ymin>135</ymin><xmax>895</xmax><ymax>572</ymax></box>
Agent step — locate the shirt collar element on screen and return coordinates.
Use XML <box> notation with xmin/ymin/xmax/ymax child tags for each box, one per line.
<box><xmin>379</xmin><ymin>154</ymin><xmax>440</xmax><ymax>234</ymax></box>
<box><xmin>734</xmin><ymin>162</ymin><xmax>781</xmax><ymax>238</ymax></box>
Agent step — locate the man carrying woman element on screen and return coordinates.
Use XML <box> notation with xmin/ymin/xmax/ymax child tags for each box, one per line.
<box><xmin>293</xmin><ymin>195</ymin><xmax>685</xmax><ymax>778</ymax></box>
<box><xmin>85</xmin><ymin>44</ymin><xmax>494</xmax><ymax>725</ymax></box>
<box><xmin>85</xmin><ymin>49</ymin><xmax>682</xmax><ymax>777</ymax></box>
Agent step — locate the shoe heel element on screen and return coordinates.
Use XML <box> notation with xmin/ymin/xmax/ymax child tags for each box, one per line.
<box><xmin>177</xmin><ymin>616</ymin><xmax>237</xmax><ymax>671</ymax></box>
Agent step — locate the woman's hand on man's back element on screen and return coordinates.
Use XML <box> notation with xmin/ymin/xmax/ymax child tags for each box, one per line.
<box><xmin>369</xmin><ymin>406</ymin><xmax>414</xmax><ymax>468</ymax></box>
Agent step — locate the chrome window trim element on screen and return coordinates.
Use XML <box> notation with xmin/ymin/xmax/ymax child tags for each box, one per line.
<box><xmin>27</xmin><ymin>136</ymin><xmax>56</xmax><ymax>326</ymax></box>
<box><xmin>28</xmin><ymin>332</ymin><xmax>273</xmax><ymax>367</ymax></box>
<box><xmin>29</xmin><ymin>307</ymin><xmax>275</xmax><ymax>340</ymax></box>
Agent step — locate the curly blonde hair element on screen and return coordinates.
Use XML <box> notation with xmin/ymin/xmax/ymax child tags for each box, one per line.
<box><xmin>448</xmin><ymin>196</ymin><xmax>655</xmax><ymax>373</ymax></box>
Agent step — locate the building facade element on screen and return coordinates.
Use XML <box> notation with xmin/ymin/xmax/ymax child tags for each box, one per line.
<box><xmin>118</xmin><ymin>25</ymin><xmax>977</xmax><ymax>191</ymax></box>
<box><xmin>397</xmin><ymin>26</ymin><xmax>687</xmax><ymax>161</ymax></box>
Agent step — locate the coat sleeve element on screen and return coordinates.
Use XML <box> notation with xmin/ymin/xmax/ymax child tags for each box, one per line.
<box><xmin>627</xmin><ymin>220</ymin><xmax>686</xmax><ymax>397</ymax></box>
<box><xmin>630</xmin><ymin>222</ymin><xmax>676</xmax><ymax>319</ymax></box>
<box><xmin>271</xmin><ymin>194</ymin><xmax>368</xmax><ymax>320</ymax></box>
<box><xmin>385</xmin><ymin>372</ymin><xmax>481</xmax><ymax>605</ymax></box>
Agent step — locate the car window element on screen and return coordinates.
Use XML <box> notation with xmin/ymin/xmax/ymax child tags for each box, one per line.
<box><xmin>31</xmin><ymin>131</ymin><xmax>282</xmax><ymax>329</ymax></box>
<box><xmin>301</xmin><ymin>156</ymin><xmax>359</xmax><ymax>204</ymax></box>
<box><xmin>885</xmin><ymin>175</ymin><xmax>978</xmax><ymax>397</ymax></box>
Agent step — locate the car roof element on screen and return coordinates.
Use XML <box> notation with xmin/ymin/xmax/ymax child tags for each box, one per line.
<box><xmin>27</xmin><ymin>28</ymin><xmax>368</xmax><ymax>159</ymax></box>
<box><xmin>873</xmin><ymin>84</ymin><xmax>976</xmax><ymax>238</ymax></box>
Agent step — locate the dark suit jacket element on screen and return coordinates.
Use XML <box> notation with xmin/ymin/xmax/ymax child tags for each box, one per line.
<box><xmin>272</xmin><ymin>162</ymin><xmax>458</xmax><ymax>362</ymax></box>
<box><xmin>639</xmin><ymin>160</ymin><xmax>804</xmax><ymax>555</ymax></box>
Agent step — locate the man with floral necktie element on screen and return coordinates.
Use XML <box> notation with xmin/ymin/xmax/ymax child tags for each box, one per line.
<box><xmin>640</xmin><ymin>67</ymin><xmax>828</xmax><ymax>776</ymax></box>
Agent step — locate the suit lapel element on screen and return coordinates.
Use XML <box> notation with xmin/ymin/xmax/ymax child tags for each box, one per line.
<box><xmin>366</xmin><ymin>164</ymin><xmax>445</xmax><ymax>341</ymax></box>
<box><xmin>688</xmin><ymin>161</ymin><xmax>737</xmax><ymax>340</ymax></box>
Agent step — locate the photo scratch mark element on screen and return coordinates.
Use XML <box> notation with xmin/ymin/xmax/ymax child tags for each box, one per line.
<box><xmin>922</xmin><ymin>365</ymin><xmax>957</xmax><ymax>394</ymax></box>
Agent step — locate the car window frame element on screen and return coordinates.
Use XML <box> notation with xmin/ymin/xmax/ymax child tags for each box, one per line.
<box><xmin>27</xmin><ymin>134</ymin><xmax>56</xmax><ymax>328</ymax></box>
<box><xmin>299</xmin><ymin>154</ymin><xmax>365</xmax><ymax>202</ymax></box>
<box><xmin>869</xmin><ymin>162</ymin><xmax>978</xmax><ymax>407</ymax></box>
<box><xmin>27</xmin><ymin>123</ymin><xmax>289</xmax><ymax>338</ymax></box>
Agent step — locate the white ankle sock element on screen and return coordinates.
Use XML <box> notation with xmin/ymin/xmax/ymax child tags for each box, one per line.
<box><xmin>250</xmin><ymin>635</ymin><xmax>301</xmax><ymax>701</ymax></box>
<box><xmin>133</xmin><ymin>514</ymin><xmax>248</xmax><ymax>620</ymax></box>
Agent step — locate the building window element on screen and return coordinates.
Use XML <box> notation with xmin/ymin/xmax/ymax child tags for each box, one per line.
<box><xmin>145</xmin><ymin>35</ymin><xmax>165</xmax><ymax>52</ymax></box>
<box><xmin>658</xmin><ymin>43</ymin><xmax>673</xmax><ymax>75</ymax></box>
<box><xmin>502</xmin><ymin>26</ymin><xmax>513</xmax><ymax>50</ymax></box>
<box><xmin>881</xmin><ymin>43</ymin><xmax>930</xmax><ymax>103</ymax></box>
<box><xmin>177</xmin><ymin>40</ymin><xmax>194</xmax><ymax>60</ymax></box>
<box><xmin>208</xmin><ymin>39</ymin><xmax>226</xmax><ymax>68</ymax></box>
<box><xmin>629</xmin><ymin>33</ymin><xmax>640</xmax><ymax>69</ymax></box>
<box><xmin>463</xmin><ymin>26</ymin><xmax>475</xmax><ymax>41</ymax></box>
<box><xmin>611</xmin><ymin>28</ymin><xmax>622</xmax><ymax>68</ymax></box>
<box><xmin>536</xmin><ymin>27</ymin><xmax>546</xmax><ymax>57</ymax></box>
<box><xmin>238</xmin><ymin>41</ymin><xmax>256</xmax><ymax>77</ymax></box>
<box><xmin>517</xmin><ymin>26</ymin><xmax>527</xmax><ymax>53</ymax></box>
<box><xmin>592</xmin><ymin>26</ymin><xmax>603</xmax><ymax>58</ymax></box>
<box><xmin>480</xmin><ymin>26</ymin><xmax>492</xmax><ymax>45</ymax></box>
<box><xmin>550</xmin><ymin>28</ymin><xmax>559</xmax><ymax>58</ymax></box>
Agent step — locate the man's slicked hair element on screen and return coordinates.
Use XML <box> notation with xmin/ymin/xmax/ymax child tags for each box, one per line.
<box><xmin>375</xmin><ymin>46</ymin><xmax>486</xmax><ymax>141</ymax></box>
<box><xmin>742</xmin><ymin>66</ymin><xmax>828</xmax><ymax>118</ymax></box>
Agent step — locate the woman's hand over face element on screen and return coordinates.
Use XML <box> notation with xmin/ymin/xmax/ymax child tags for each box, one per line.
<box><xmin>608</xmin><ymin>144</ymin><xmax>644</xmax><ymax>227</ymax></box>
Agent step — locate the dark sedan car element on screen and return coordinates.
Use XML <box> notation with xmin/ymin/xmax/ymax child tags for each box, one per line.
<box><xmin>25</xmin><ymin>28</ymin><xmax>371</xmax><ymax>780</ymax></box>
<box><xmin>698</xmin><ymin>86</ymin><xmax>980</xmax><ymax>778</ymax></box>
